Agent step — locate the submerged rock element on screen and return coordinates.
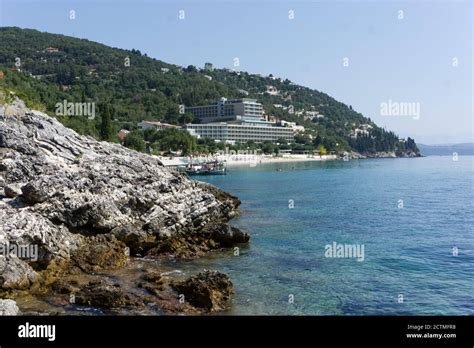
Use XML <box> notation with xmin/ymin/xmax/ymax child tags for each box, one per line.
<box><xmin>137</xmin><ymin>269</ymin><xmax>168</xmax><ymax>297</ymax></box>
<box><xmin>74</xmin><ymin>279</ymin><xmax>141</xmax><ymax>309</ymax></box>
<box><xmin>207</xmin><ymin>222</ymin><xmax>250</xmax><ymax>247</ymax></box>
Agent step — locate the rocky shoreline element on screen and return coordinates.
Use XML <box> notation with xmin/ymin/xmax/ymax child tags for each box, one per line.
<box><xmin>0</xmin><ymin>97</ymin><xmax>249</xmax><ymax>315</ymax></box>
<box><xmin>342</xmin><ymin>150</ymin><xmax>421</xmax><ymax>160</ymax></box>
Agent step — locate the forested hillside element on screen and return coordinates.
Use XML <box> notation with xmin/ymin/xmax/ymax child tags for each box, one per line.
<box><xmin>0</xmin><ymin>27</ymin><xmax>419</xmax><ymax>155</ymax></box>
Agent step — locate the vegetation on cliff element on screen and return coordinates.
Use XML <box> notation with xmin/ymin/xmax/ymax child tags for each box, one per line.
<box><xmin>0</xmin><ymin>27</ymin><xmax>419</xmax><ymax>155</ymax></box>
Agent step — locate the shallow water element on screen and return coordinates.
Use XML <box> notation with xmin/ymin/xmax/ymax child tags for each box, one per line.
<box><xmin>15</xmin><ymin>258</ymin><xmax>194</xmax><ymax>316</ymax></box>
<box><xmin>180</xmin><ymin>156</ymin><xmax>474</xmax><ymax>315</ymax></box>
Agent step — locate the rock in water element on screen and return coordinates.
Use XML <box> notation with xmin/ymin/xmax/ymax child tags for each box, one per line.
<box><xmin>74</xmin><ymin>279</ymin><xmax>140</xmax><ymax>309</ymax></box>
<box><xmin>172</xmin><ymin>270</ymin><xmax>233</xmax><ymax>311</ymax></box>
<box><xmin>0</xmin><ymin>299</ymin><xmax>20</xmax><ymax>315</ymax></box>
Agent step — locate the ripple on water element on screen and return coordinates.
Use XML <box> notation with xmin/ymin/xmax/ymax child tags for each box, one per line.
<box><xmin>194</xmin><ymin>157</ymin><xmax>474</xmax><ymax>315</ymax></box>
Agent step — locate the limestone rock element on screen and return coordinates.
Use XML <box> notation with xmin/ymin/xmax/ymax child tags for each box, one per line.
<box><xmin>172</xmin><ymin>270</ymin><xmax>233</xmax><ymax>311</ymax></box>
<box><xmin>70</xmin><ymin>234</ymin><xmax>129</xmax><ymax>272</ymax></box>
<box><xmin>74</xmin><ymin>279</ymin><xmax>141</xmax><ymax>309</ymax></box>
<box><xmin>0</xmin><ymin>97</ymin><xmax>248</xmax><ymax>298</ymax></box>
<box><xmin>0</xmin><ymin>299</ymin><xmax>20</xmax><ymax>315</ymax></box>
<box><xmin>0</xmin><ymin>256</ymin><xmax>39</xmax><ymax>290</ymax></box>
<box><xmin>4</xmin><ymin>183</ymin><xmax>22</xmax><ymax>198</ymax></box>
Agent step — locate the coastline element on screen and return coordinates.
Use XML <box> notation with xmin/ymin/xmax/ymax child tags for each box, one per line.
<box><xmin>0</xmin><ymin>97</ymin><xmax>423</xmax><ymax>316</ymax></box>
<box><xmin>159</xmin><ymin>154</ymin><xmax>338</xmax><ymax>167</ymax></box>
<box><xmin>224</xmin><ymin>154</ymin><xmax>337</xmax><ymax>166</ymax></box>
<box><xmin>158</xmin><ymin>151</ymin><xmax>420</xmax><ymax>168</ymax></box>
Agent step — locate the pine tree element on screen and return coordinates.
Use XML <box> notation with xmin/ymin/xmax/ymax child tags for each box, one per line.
<box><xmin>100</xmin><ymin>101</ymin><xmax>113</xmax><ymax>141</ymax></box>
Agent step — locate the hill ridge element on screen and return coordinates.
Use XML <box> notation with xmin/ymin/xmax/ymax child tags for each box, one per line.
<box><xmin>0</xmin><ymin>26</ymin><xmax>419</xmax><ymax>157</ymax></box>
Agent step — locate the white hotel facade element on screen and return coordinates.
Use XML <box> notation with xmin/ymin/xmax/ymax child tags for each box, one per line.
<box><xmin>184</xmin><ymin>98</ymin><xmax>294</xmax><ymax>143</ymax></box>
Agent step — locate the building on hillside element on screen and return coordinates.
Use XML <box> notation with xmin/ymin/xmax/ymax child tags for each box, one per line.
<box><xmin>185</xmin><ymin>121</ymin><xmax>294</xmax><ymax>144</ymax></box>
<box><xmin>184</xmin><ymin>98</ymin><xmax>294</xmax><ymax>143</ymax></box>
<box><xmin>204</xmin><ymin>62</ymin><xmax>214</xmax><ymax>71</ymax></box>
<box><xmin>292</xmin><ymin>125</ymin><xmax>305</xmax><ymax>133</ymax></box>
<box><xmin>138</xmin><ymin>120</ymin><xmax>180</xmax><ymax>131</ymax></box>
<box><xmin>349</xmin><ymin>124</ymin><xmax>373</xmax><ymax>138</ymax></box>
<box><xmin>184</xmin><ymin>98</ymin><xmax>264</xmax><ymax>124</ymax></box>
<box><xmin>264</xmin><ymin>115</ymin><xmax>278</xmax><ymax>123</ymax></box>
<box><xmin>279</xmin><ymin>120</ymin><xmax>305</xmax><ymax>134</ymax></box>
<box><xmin>44</xmin><ymin>47</ymin><xmax>59</xmax><ymax>53</ymax></box>
<box><xmin>265</xmin><ymin>85</ymin><xmax>279</xmax><ymax>96</ymax></box>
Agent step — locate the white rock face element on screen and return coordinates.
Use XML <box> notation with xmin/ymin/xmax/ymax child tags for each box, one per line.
<box><xmin>0</xmin><ymin>299</ymin><xmax>20</xmax><ymax>315</ymax></box>
<box><xmin>0</xmin><ymin>98</ymin><xmax>248</xmax><ymax>291</ymax></box>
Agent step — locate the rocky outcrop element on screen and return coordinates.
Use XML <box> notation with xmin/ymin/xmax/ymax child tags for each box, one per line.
<box><xmin>0</xmin><ymin>299</ymin><xmax>20</xmax><ymax>315</ymax></box>
<box><xmin>0</xmin><ymin>256</ymin><xmax>40</xmax><ymax>290</ymax></box>
<box><xmin>171</xmin><ymin>270</ymin><xmax>233</xmax><ymax>312</ymax></box>
<box><xmin>69</xmin><ymin>234</ymin><xmax>129</xmax><ymax>273</ymax></box>
<box><xmin>74</xmin><ymin>279</ymin><xmax>142</xmax><ymax>309</ymax></box>
<box><xmin>0</xmin><ymin>97</ymin><xmax>249</xmax><ymax>312</ymax></box>
<box><xmin>340</xmin><ymin>150</ymin><xmax>420</xmax><ymax>160</ymax></box>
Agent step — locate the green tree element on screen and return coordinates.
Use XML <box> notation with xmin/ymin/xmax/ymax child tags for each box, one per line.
<box><xmin>178</xmin><ymin>112</ymin><xmax>194</xmax><ymax>125</ymax></box>
<box><xmin>317</xmin><ymin>145</ymin><xmax>327</xmax><ymax>155</ymax></box>
<box><xmin>0</xmin><ymin>27</ymin><xmax>420</xmax><ymax>155</ymax></box>
<box><xmin>124</xmin><ymin>130</ymin><xmax>146</xmax><ymax>152</ymax></box>
<box><xmin>153</xmin><ymin>128</ymin><xmax>197</xmax><ymax>155</ymax></box>
<box><xmin>262</xmin><ymin>141</ymin><xmax>275</xmax><ymax>154</ymax></box>
<box><xmin>100</xmin><ymin>101</ymin><xmax>113</xmax><ymax>141</ymax></box>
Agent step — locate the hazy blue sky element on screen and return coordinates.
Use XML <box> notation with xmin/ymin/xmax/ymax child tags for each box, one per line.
<box><xmin>0</xmin><ymin>0</ymin><xmax>472</xmax><ymax>144</ymax></box>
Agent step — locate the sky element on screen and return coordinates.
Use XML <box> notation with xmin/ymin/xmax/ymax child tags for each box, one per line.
<box><xmin>0</xmin><ymin>0</ymin><xmax>472</xmax><ymax>144</ymax></box>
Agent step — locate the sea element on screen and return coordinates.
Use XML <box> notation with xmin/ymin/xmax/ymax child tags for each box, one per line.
<box><xmin>168</xmin><ymin>156</ymin><xmax>474</xmax><ymax>315</ymax></box>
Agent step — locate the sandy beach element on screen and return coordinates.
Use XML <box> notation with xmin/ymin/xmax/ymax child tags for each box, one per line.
<box><xmin>222</xmin><ymin>154</ymin><xmax>337</xmax><ymax>166</ymax></box>
<box><xmin>159</xmin><ymin>154</ymin><xmax>338</xmax><ymax>167</ymax></box>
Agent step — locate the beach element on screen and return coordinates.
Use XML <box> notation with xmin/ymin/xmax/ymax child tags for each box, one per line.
<box><xmin>159</xmin><ymin>154</ymin><xmax>338</xmax><ymax>167</ymax></box>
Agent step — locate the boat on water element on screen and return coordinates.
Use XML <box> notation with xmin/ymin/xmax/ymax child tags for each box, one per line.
<box><xmin>183</xmin><ymin>160</ymin><xmax>227</xmax><ymax>176</ymax></box>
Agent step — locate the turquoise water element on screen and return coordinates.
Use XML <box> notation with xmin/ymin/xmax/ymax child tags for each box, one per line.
<box><xmin>170</xmin><ymin>157</ymin><xmax>474</xmax><ymax>315</ymax></box>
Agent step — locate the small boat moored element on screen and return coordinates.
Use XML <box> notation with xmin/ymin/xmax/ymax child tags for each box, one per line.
<box><xmin>184</xmin><ymin>160</ymin><xmax>227</xmax><ymax>176</ymax></box>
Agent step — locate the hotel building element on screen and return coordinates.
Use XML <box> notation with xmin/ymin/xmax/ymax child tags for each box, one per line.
<box><xmin>184</xmin><ymin>98</ymin><xmax>264</xmax><ymax>124</ymax></box>
<box><xmin>184</xmin><ymin>98</ymin><xmax>294</xmax><ymax>143</ymax></box>
<box><xmin>185</xmin><ymin>121</ymin><xmax>294</xmax><ymax>143</ymax></box>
